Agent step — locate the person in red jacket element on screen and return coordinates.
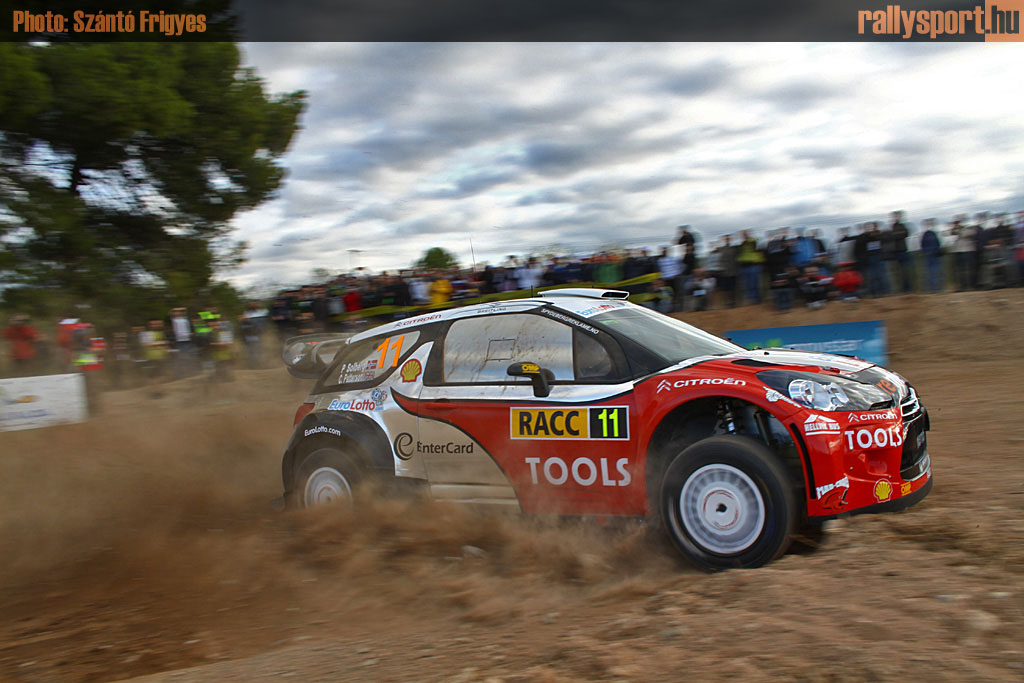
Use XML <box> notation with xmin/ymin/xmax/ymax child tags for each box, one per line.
<box><xmin>3</xmin><ymin>314</ymin><xmax>40</xmax><ymax>376</ymax></box>
<box><xmin>833</xmin><ymin>261</ymin><xmax>863</xmax><ymax>302</ymax></box>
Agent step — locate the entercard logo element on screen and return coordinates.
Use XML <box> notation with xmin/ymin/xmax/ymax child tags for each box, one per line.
<box><xmin>857</xmin><ymin>2</ymin><xmax>1022</xmax><ymax>40</ymax></box>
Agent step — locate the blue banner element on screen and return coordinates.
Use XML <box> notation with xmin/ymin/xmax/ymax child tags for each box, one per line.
<box><xmin>726</xmin><ymin>320</ymin><xmax>888</xmax><ymax>366</ymax></box>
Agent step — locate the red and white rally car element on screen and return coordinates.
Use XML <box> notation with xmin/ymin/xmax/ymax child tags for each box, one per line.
<box><xmin>280</xmin><ymin>289</ymin><xmax>932</xmax><ymax>570</ymax></box>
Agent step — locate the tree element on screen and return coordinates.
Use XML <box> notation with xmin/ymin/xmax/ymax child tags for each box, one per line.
<box><xmin>415</xmin><ymin>247</ymin><xmax>459</xmax><ymax>270</ymax></box>
<box><xmin>0</xmin><ymin>41</ymin><xmax>305</xmax><ymax>321</ymax></box>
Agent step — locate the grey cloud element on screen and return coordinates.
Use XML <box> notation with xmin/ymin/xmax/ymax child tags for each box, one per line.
<box><xmin>790</xmin><ymin>147</ymin><xmax>851</xmax><ymax>169</ymax></box>
<box><xmin>522</xmin><ymin>142</ymin><xmax>591</xmax><ymax>175</ymax></box>
<box><xmin>758</xmin><ymin>81</ymin><xmax>841</xmax><ymax>111</ymax></box>
<box><xmin>658</xmin><ymin>59</ymin><xmax>734</xmax><ymax>96</ymax></box>
<box><xmin>515</xmin><ymin>188</ymin><xmax>577</xmax><ymax>206</ymax></box>
<box><xmin>421</xmin><ymin>169</ymin><xmax>521</xmax><ymax>199</ymax></box>
<box><xmin>341</xmin><ymin>202</ymin><xmax>403</xmax><ymax>226</ymax></box>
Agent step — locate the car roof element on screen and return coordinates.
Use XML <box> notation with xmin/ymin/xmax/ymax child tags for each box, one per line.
<box><xmin>347</xmin><ymin>289</ymin><xmax>633</xmax><ymax>343</ymax></box>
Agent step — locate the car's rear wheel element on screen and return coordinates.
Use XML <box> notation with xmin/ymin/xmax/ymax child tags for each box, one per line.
<box><xmin>661</xmin><ymin>435</ymin><xmax>796</xmax><ymax>571</ymax></box>
<box><xmin>293</xmin><ymin>447</ymin><xmax>362</xmax><ymax>509</ymax></box>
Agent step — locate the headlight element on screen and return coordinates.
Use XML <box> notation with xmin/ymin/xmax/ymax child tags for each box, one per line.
<box><xmin>758</xmin><ymin>370</ymin><xmax>893</xmax><ymax>411</ymax></box>
<box><xmin>788</xmin><ymin>378</ymin><xmax>849</xmax><ymax>411</ymax></box>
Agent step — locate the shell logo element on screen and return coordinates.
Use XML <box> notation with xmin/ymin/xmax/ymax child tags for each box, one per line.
<box><xmin>873</xmin><ymin>479</ymin><xmax>893</xmax><ymax>502</ymax></box>
<box><xmin>400</xmin><ymin>359</ymin><xmax>422</xmax><ymax>383</ymax></box>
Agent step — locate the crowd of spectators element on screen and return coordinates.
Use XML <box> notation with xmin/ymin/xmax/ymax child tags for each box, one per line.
<box><xmin>267</xmin><ymin>210</ymin><xmax>1024</xmax><ymax>334</ymax></box>
<box><xmin>4</xmin><ymin>208</ymin><xmax>1024</xmax><ymax>386</ymax></box>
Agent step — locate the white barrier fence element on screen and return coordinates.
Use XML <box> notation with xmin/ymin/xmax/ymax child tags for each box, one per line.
<box><xmin>0</xmin><ymin>373</ymin><xmax>88</xmax><ymax>432</ymax></box>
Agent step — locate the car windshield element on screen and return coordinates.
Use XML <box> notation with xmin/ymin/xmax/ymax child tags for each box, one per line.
<box><xmin>590</xmin><ymin>306</ymin><xmax>742</xmax><ymax>364</ymax></box>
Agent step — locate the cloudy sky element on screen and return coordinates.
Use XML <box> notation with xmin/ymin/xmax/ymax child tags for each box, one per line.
<box><xmin>227</xmin><ymin>43</ymin><xmax>1024</xmax><ymax>291</ymax></box>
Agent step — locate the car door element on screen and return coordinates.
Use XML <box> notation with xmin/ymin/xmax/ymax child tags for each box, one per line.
<box><xmin>395</xmin><ymin>311</ymin><xmax>644</xmax><ymax>515</ymax></box>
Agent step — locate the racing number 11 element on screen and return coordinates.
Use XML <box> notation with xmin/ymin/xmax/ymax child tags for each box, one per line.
<box><xmin>375</xmin><ymin>335</ymin><xmax>405</xmax><ymax>369</ymax></box>
<box><xmin>590</xmin><ymin>407</ymin><xmax>628</xmax><ymax>439</ymax></box>
<box><xmin>597</xmin><ymin>408</ymin><xmax>619</xmax><ymax>438</ymax></box>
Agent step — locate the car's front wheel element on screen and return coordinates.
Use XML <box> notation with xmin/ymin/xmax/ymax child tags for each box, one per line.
<box><xmin>661</xmin><ymin>435</ymin><xmax>796</xmax><ymax>571</ymax></box>
<box><xmin>293</xmin><ymin>447</ymin><xmax>363</xmax><ymax>509</ymax></box>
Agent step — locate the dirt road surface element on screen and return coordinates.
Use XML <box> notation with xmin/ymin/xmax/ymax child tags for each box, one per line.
<box><xmin>1</xmin><ymin>291</ymin><xmax>1022</xmax><ymax>682</ymax></box>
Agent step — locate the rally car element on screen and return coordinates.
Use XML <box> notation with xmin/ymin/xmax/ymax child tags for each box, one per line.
<box><xmin>280</xmin><ymin>289</ymin><xmax>932</xmax><ymax>570</ymax></box>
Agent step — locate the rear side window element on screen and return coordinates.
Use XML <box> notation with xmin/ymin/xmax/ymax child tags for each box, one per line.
<box><xmin>322</xmin><ymin>331</ymin><xmax>420</xmax><ymax>389</ymax></box>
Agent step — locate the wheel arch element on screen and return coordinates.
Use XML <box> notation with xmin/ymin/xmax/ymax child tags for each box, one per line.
<box><xmin>282</xmin><ymin>411</ymin><xmax>394</xmax><ymax>496</ymax></box>
<box><xmin>645</xmin><ymin>395</ymin><xmax>810</xmax><ymax>515</ymax></box>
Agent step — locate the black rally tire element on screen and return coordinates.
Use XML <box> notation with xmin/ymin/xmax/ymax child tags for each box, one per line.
<box><xmin>292</xmin><ymin>447</ymin><xmax>363</xmax><ymax>509</ymax></box>
<box><xmin>661</xmin><ymin>435</ymin><xmax>797</xmax><ymax>571</ymax></box>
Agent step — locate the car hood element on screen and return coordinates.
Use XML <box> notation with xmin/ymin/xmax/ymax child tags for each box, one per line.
<box><xmin>660</xmin><ymin>348</ymin><xmax>874</xmax><ymax>376</ymax></box>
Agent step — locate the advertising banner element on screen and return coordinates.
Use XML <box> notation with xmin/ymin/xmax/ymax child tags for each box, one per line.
<box><xmin>0</xmin><ymin>373</ymin><xmax>88</xmax><ymax>432</ymax></box>
<box><xmin>726</xmin><ymin>320</ymin><xmax>889</xmax><ymax>366</ymax></box>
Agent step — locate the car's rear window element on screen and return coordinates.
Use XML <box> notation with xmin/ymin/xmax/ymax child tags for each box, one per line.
<box><xmin>591</xmin><ymin>307</ymin><xmax>740</xmax><ymax>364</ymax></box>
<box><xmin>322</xmin><ymin>331</ymin><xmax>420</xmax><ymax>389</ymax></box>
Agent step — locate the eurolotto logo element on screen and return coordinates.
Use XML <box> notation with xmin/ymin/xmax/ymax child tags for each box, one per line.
<box><xmin>327</xmin><ymin>398</ymin><xmax>376</xmax><ymax>411</ymax></box>
<box><xmin>657</xmin><ymin>377</ymin><xmax>747</xmax><ymax>393</ymax></box>
<box><xmin>804</xmin><ymin>414</ymin><xmax>842</xmax><ymax>436</ymax></box>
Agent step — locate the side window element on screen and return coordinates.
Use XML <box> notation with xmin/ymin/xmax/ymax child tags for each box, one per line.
<box><xmin>574</xmin><ymin>330</ymin><xmax>619</xmax><ymax>381</ymax></box>
<box><xmin>443</xmin><ymin>314</ymin><xmax>573</xmax><ymax>383</ymax></box>
<box><xmin>322</xmin><ymin>331</ymin><xmax>420</xmax><ymax>389</ymax></box>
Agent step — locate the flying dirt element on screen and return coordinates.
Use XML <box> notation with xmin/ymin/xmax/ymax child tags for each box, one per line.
<box><xmin>1</xmin><ymin>291</ymin><xmax>1022</xmax><ymax>682</ymax></box>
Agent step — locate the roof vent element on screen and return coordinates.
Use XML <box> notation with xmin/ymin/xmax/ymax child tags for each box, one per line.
<box><xmin>538</xmin><ymin>288</ymin><xmax>630</xmax><ymax>300</ymax></box>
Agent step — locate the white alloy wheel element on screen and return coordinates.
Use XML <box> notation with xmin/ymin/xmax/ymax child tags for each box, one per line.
<box><xmin>679</xmin><ymin>463</ymin><xmax>766</xmax><ymax>554</ymax></box>
<box><xmin>303</xmin><ymin>466</ymin><xmax>354</xmax><ymax>507</ymax></box>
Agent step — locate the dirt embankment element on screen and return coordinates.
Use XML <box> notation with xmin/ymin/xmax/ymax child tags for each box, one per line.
<box><xmin>0</xmin><ymin>290</ymin><xmax>1022</xmax><ymax>682</ymax></box>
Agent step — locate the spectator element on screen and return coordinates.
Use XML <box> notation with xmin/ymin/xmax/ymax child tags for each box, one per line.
<box><xmin>240</xmin><ymin>302</ymin><xmax>266</xmax><ymax>369</ymax></box>
<box><xmin>56</xmin><ymin>317</ymin><xmax>79</xmax><ymax>371</ymax></box>
<box><xmin>715</xmin><ymin>235</ymin><xmax>738</xmax><ymax>308</ymax></box>
<box><xmin>798</xmin><ymin>265</ymin><xmax>833</xmax><ymax>309</ymax></box>
<box><xmin>1015</xmin><ymin>210</ymin><xmax>1024</xmax><ymax>286</ymax></box>
<box><xmin>681</xmin><ymin>244</ymin><xmax>697</xmax><ymax>283</ymax></box>
<box><xmin>3</xmin><ymin>314</ymin><xmax>40</xmax><ymax>377</ymax></box>
<box><xmin>108</xmin><ymin>331</ymin><xmax>134</xmax><ymax>389</ymax></box>
<box><xmin>72</xmin><ymin>322</ymin><xmax>105</xmax><ymax>411</ymax></box>
<box><xmin>951</xmin><ymin>219</ymin><xmax>977</xmax><ymax>291</ymax></box>
<box><xmin>833</xmin><ymin>261</ymin><xmax>863</xmax><ymax>301</ymax></box>
<box><xmin>141</xmin><ymin>319</ymin><xmax>169</xmax><ymax>385</ymax></box>
<box><xmin>771</xmin><ymin>265</ymin><xmax>799</xmax><ymax>312</ymax></box>
<box><xmin>657</xmin><ymin>246</ymin><xmax>684</xmax><ymax>312</ymax></box>
<box><xmin>647</xmin><ymin>278</ymin><xmax>675</xmax><ymax>314</ymax></box>
<box><xmin>736</xmin><ymin>230</ymin><xmax>765</xmax><ymax>305</ymax></box>
<box><xmin>862</xmin><ymin>222</ymin><xmax>889</xmax><ymax>297</ymax></box>
<box><xmin>764</xmin><ymin>229</ymin><xmax>793</xmax><ymax>290</ymax></box>
<box><xmin>979</xmin><ymin>236</ymin><xmax>1011</xmax><ymax>289</ymax></box>
<box><xmin>593</xmin><ymin>253</ymin><xmax>622</xmax><ymax>285</ymax></box>
<box><xmin>676</xmin><ymin>225</ymin><xmax>698</xmax><ymax>250</ymax></box>
<box><xmin>886</xmin><ymin>210</ymin><xmax>913</xmax><ymax>293</ymax></box>
<box><xmin>429</xmin><ymin>270</ymin><xmax>453</xmax><ymax>306</ymax></box>
<box><xmin>834</xmin><ymin>227</ymin><xmax>857</xmax><ymax>265</ymax></box>
<box><xmin>168</xmin><ymin>306</ymin><xmax>195</xmax><ymax>379</ymax></box>
<box><xmin>311</xmin><ymin>288</ymin><xmax>329</xmax><ymax>331</ymax></box>
<box><xmin>791</xmin><ymin>227</ymin><xmax>816</xmax><ymax>267</ymax></box>
<box><xmin>516</xmin><ymin>257</ymin><xmax>546</xmax><ymax>291</ymax></box>
<box><xmin>971</xmin><ymin>212</ymin><xmax>989</xmax><ymax>289</ymax></box>
<box><xmin>919</xmin><ymin>218</ymin><xmax>944</xmax><ymax>292</ymax></box>
<box><xmin>686</xmin><ymin>268</ymin><xmax>715</xmax><ymax>312</ymax></box>
<box><xmin>209</xmin><ymin>317</ymin><xmax>235</xmax><ymax>383</ymax></box>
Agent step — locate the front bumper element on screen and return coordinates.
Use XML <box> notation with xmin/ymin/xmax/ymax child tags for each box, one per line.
<box><xmin>812</xmin><ymin>474</ymin><xmax>933</xmax><ymax>521</ymax></box>
<box><xmin>804</xmin><ymin>388</ymin><xmax>931</xmax><ymax>518</ymax></box>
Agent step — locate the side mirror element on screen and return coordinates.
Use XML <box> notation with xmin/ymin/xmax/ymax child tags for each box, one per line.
<box><xmin>507</xmin><ymin>361</ymin><xmax>555</xmax><ymax>398</ymax></box>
